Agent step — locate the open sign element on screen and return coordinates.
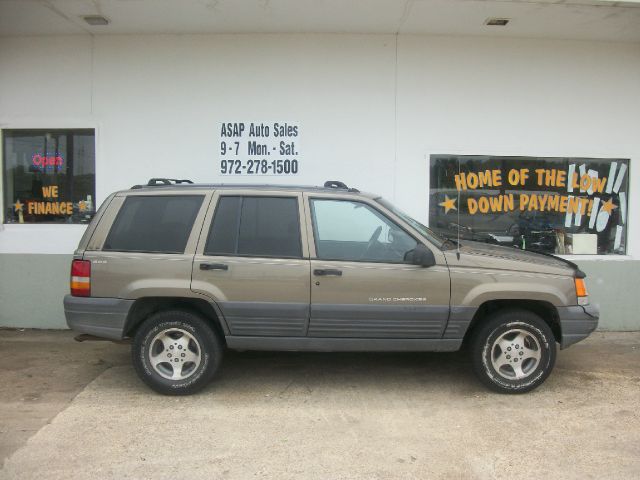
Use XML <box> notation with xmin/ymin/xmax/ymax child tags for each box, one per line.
<box><xmin>32</xmin><ymin>153</ymin><xmax>64</xmax><ymax>173</ymax></box>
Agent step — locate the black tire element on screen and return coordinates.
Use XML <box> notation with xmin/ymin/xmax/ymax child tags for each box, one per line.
<box><xmin>470</xmin><ymin>309</ymin><xmax>556</xmax><ymax>394</ymax></box>
<box><xmin>132</xmin><ymin>309</ymin><xmax>223</xmax><ymax>395</ymax></box>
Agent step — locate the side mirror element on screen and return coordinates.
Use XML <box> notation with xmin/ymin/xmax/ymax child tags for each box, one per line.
<box><xmin>405</xmin><ymin>244</ymin><xmax>436</xmax><ymax>267</ymax></box>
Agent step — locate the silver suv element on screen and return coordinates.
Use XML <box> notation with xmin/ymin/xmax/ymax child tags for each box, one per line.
<box><xmin>65</xmin><ymin>179</ymin><xmax>599</xmax><ymax>395</ymax></box>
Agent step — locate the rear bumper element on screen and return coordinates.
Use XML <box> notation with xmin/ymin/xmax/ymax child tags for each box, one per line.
<box><xmin>64</xmin><ymin>295</ymin><xmax>134</xmax><ymax>340</ymax></box>
<box><xmin>557</xmin><ymin>304</ymin><xmax>599</xmax><ymax>349</ymax></box>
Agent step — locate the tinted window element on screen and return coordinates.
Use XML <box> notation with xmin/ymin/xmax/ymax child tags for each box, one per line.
<box><xmin>104</xmin><ymin>196</ymin><xmax>203</xmax><ymax>253</ymax></box>
<box><xmin>205</xmin><ymin>196</ymin><xmax>302</xmax><ymax>258</ymax></box>
<box><xmin>205</xmin><ymin>196</ymin><xmax>242</xmax><ymax>255</ymax></box>
<box><xmin>310</xmin><ymin>199</ymin><xmax>417</xmax><ymax>263</ymax></box>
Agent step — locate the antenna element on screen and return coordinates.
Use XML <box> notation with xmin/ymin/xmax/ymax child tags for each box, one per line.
<box><xmin>456</xmin><ymin>159</ymin><xmax>461</xmax><ymax>260</ymax></box>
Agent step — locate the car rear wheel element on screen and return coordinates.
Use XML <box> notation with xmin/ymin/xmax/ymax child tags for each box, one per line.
<box><xmin>470</xmin><ymin>309</ymin><xmax>556</xmax><ymax>393</ymax></box>
<box><xmin>132</xmin><ymin>309</ymin><xmax>223</xmax><ymax>395</ymax></box>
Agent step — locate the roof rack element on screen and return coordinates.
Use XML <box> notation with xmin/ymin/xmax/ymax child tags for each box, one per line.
<box><xmin>147</xmin><ymin>178</ymin><xmax>194</xmax><ymax>186</ymax></box>
<box><xmin>129</xmin><ymin>178</ymin><xmax>361</xmax><ymax>193</ymax></box>
<box><xmin>323</xmin><ymin>180</ymin><xmax>360</xmax><ymax>193</ymax></box>
<box><xmin>131</xmin><ymin>178</ymin><xmax>194</xmax><ymax>189</ymax></box>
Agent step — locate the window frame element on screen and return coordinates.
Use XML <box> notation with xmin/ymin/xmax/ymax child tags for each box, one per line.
<box><xmin>308</xmin><ymin>196</ymin><xmax>423</xmax><ymax>265</ymax></box>
<box><xmin>203</xmin><ymin>194</ymin><xmax>305</xmax><ymax>260</ymax></box>
<box><xmin>102</xmin><ymin>194</ymin><xmax>206</xmax><ymax>255</ymax></box>
<box><xmin>2</xmin><ymin>128</ymin><xmax>96</xmax><ymax>225</ymax></box>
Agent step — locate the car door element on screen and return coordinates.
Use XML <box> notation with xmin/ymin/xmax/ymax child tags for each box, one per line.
<box><xmin>305</xmin><ymin>194</ymin><xmax>450</xmax><ymax>339</ymax></box>
<box><xmin>191</xmin><ymin>190</ymin><xmax>311</xmax><ymax>337</ymax></box>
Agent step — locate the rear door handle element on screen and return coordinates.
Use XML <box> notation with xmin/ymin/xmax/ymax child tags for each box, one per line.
<box><xmin>313</xmin><ymin>269</ymin><xmax>342</xmax><ymax>276</ymax></box>
<box><xmin>200</xmin><ymin>263</ymin><xmax>228</xmax><ymax>271</ymax></box>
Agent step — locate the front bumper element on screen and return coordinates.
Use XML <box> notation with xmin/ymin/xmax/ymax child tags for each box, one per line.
<box><xmin>64</xmin><ymin>295</ymin><xmax>134</xmax><ymax>340</ymax></box>
<box><xmin>557</xmin><ymin>303</ymin><xmax>599</xmax><ymax>349</ymax></box>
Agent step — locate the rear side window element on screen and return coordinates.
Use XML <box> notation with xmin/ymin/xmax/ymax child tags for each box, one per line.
<box><xmin>205</xmin><ymin>196</ymin><xmax>302</xmax><ymax>258</ymax></box>
<box><xmin>104</xmin><ymin>195</ymin><xmax>204</xmax><ymax>253</ymax></box>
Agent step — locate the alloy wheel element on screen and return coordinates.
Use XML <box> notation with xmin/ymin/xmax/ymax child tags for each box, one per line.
<box><xmin>148</xmin><ymin>328</ymin><xmax>202</xmax><ymax>380</ymax></box>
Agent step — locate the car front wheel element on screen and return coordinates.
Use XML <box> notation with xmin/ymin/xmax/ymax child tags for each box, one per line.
<box><xmin>470</xmin><ymin>309</ymin><xmax>556</xmax><ymax>393</ymax></box>
<box><xmin>132</xmin><ymin>309</ymin><xmax>223</xmax><ymax>395</ymax></box>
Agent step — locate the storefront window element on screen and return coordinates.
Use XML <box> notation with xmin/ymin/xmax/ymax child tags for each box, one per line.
<box><xmin>3</xmin><ymin>129</ymin><xmax>96</xmax><ymax>224</ymax></box>
<box><xmin>429</xmin><ymin>155</ymin><xmax>629</xmax><ymax>255</ymax></box>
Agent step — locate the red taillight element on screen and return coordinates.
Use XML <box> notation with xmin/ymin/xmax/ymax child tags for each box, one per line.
<box><xmin>70</xmin><ymin>260</ymin><xmax>91</xmax><ymax>297</ymax></box>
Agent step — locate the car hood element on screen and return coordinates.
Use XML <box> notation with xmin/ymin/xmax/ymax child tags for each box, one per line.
<box><xmin>444</xmin><ymin>240</ymin><xmax>576</xmax><ymax>276</ymax></box>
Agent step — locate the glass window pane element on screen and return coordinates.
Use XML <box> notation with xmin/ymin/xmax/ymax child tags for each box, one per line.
<box><xmin>429</xmin><ymin>155</ymin><xmax>629</xmax><ymax>255</ymax></box>
<box><xmin>103</xmin><ymin>196</ymin><xmax>203</xmax><ymax>254</ymax></box>
<box><xmin>238</xmin><ymin>197</ymin><xmax>301</xmax><ymax>258</ymax></box>
<box><xmin>3</xmin><ymin>129</ymin><xmax>96</xmax><ymax>224</ymax></box>
<box><xmin>205</xmin><ymin>196</ymin><xmax>302</xmax><ymax>258</ymax></box>
<box><xmin>311</xmin><ymin>199</ymin><xmax>417</xmax><ymax>263</ymax></box>
<box><xmin>205</xmin><ymin>196</ymin><xmax>242</xmax><ymax>255</ymax></box>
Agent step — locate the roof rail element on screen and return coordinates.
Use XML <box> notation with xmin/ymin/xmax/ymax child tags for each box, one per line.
<box><xmin>131</xmin><ymin>178</ymin><xmax>194</xmax><ymax>189</ymax></box>
<box><xmin>147</xmin><ymin>178</ymin><xmax>194</xmax><ymax>186</ymax></box>
<box><xmin>323</xmin><ymin>180</ymin><xmax>360</xmax><ymax>193</ymax></box>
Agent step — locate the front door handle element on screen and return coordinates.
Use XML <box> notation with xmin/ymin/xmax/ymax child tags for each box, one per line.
<box><xmin>200</xmin><ymin>263</ymin><xmax>228</xmax><ymax>271</ymax></box>
<box><xmin>313</xmin><ymin>269</ymin><xmax>342</xmax><ymax>276</ymax></box>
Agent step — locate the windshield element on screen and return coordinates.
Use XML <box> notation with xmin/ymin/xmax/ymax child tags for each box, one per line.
<box><xmin>376</xmin><ymin>197</ymin><xmax>449</xmax><ymax>249</ymax></box>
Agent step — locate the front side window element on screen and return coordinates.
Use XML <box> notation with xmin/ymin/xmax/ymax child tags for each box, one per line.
<box><xmin>103</xmin><ymin>195</ymin><xmax>204</xmax><ymax>253</ymax></box>
<box><xmin>3</xmin><ymin>129</ymin><xmax>96</xmax><ymax>224</ymax></box>
<box><xmin>310</xmin><ymin>199</ymin><xmax>417</xmax><ymax>263</ymax></box>
<box><xmin>430</xmin><ymin>155</ymin><xmax>629</xmax><ymax>255</ymax></box>
<box><xmin>205</xmin><ymin>196</ymin><xmax>302</xmax><ymax>258</ymax></box>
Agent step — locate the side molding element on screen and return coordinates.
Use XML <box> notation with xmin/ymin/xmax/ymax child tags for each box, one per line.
<box><xmin>225</xmin><ymin>336</ymin><xmax>462</xmax><ymax>352</ymax></box>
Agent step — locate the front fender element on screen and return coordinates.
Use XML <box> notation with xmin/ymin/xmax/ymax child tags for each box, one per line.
<box><xmin>460</xmin><ymin>279</ymin><xmax>572</xmax><ymax>307</ymax></box>
<box><xmin>449</xmin><ymin>266</ymin><xmax>576</xmax><ymax>308</ymax></box>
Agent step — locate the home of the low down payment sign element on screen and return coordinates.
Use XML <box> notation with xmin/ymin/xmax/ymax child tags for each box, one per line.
<box><xmin>438</xmin><ymin>164</ymin><xmax>626</xmax><ymax>234</ymax></box>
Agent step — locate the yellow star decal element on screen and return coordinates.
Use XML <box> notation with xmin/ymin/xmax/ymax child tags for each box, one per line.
<box><xmin>601</xmin><ymin>198</ymin><xmax>617</xmax><ymax>214</ymax></box>
<box><xmin>439</xmin><ymin>195</ymin><xmax>457</xmax><ymax>214</ymax></box>
<box><xmin>14</xmin><ymin>199</ymin><xmax>24</xmax><ymax>212</ymax></box>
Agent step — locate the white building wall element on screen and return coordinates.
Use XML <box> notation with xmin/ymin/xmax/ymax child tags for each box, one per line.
<box><xmin>90</xmin><ymin>34</ymin><xmax>398</xmax><ymax>202</ymax></box>
<box><xmin>1</xmin><ymin>34</ymin><xmax>638</xmax><ymax>256</ymax></box>
<box><xmin>1</xmin><ymin>33</ymin><xmax>639</xmax><ymax>328</ymax></box>
<box><xmin>395</xmin><ymin>35</ymin><xmax>640</xmax><ymax>257</ymax></box>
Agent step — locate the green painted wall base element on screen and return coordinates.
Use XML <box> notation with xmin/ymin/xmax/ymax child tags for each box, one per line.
<box><xmin>1</xmin><ymin>254</ymin><xmax>72</xmax><ymax>329</ymax></box>
<box><xmin>574</xmin><ymin>260</ymin><xmax>639</xmax><ymax>331</ymax></box>
<box><xmin>0</xmin><ymin>254</ymin><xmax>638</xmax><ymax>331</ymax></box>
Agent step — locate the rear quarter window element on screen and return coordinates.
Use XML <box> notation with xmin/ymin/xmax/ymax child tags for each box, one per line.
<box><xmin>103</xmin><ymin>195</ymin><xmax>204</xmax><ymax>253</ymax></box>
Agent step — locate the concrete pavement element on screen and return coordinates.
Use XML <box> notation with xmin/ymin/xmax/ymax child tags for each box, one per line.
<box><xmin>1</xmin><ymin>330</ymin><xmax>639</xmax><ymax>479</ymax></box>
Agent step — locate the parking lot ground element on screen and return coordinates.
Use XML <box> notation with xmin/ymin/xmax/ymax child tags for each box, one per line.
<box><xmin>1</xmin><ymin>329</ymin><xmax>639</xmax><ymax>479</ymax></box>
